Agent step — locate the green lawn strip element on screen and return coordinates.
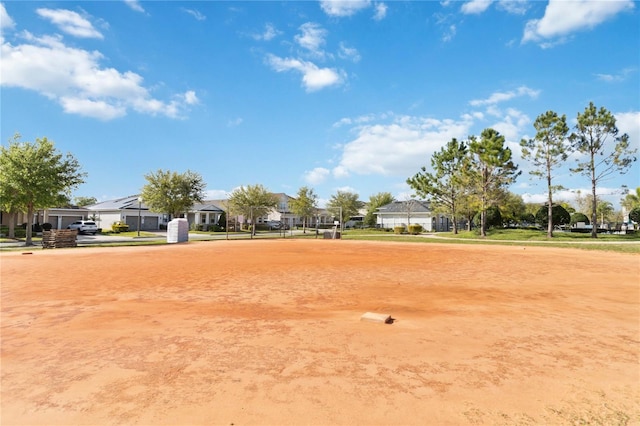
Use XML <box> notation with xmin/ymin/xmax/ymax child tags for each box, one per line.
<box><xmin>339</xmin><ymin>229</ymin><xmax>640</xmax><ymax>254</ymax></box>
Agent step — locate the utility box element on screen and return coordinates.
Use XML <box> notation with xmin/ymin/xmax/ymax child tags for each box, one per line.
<box><xmin>167</xmin><ymin>218</ymin><xmax>189</xmax><ymax>243</ymax></box>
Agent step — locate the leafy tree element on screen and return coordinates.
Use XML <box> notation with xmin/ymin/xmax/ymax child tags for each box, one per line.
<box><xmin>473</xmin><ymin>205</ymin><xmax>503</xmax><ymax>229</ymax></box>
<box><xmin>570</xmin><ymin>212</ymin><xmax>590</xmax><ymax>226</ymax></box>
<box><xmin>520</xmin><ymin>110</ymin><xmax>570</xmax><ymax>237</ymax></box>
<box><xmin>569</xmin><ymin>102</ymin><xmax>637</xmax><ymax>238</ymax></box>
<box><xmin>629</xmin><ymin>207</ymin><xmax>640</xmax><ymax>223</ymax></box>
<box><xmin>364</xmin><ymin>192</ymin><xmax>395</xmax><ymax>227</ymax></box>
<box><xmin>466</xmin><ymin>128</ymin><xmax>521</xmax><ymax>237</ymax></box>
<box><xmin>596</xmin><ymin>200</ymin><xmax>614</xmax><ymax>227</ymax></box>
<box><xmin>141</xmin><ymin>169</ymin><xmax>205</xmax><ymax>219</ymax></box>
<box><xmin>0</xmin><ymin>134</ymin><xmax>86</xmax><ymax>245</ymax></box>
<box><xmin>621</xmin><ymin>186</ymin><xmax>640</xmax><ymax>212</ymax></box>
<box><xmin>557</xmin><ymin>201</ymin><xmax>576</xmax><ymax>214</ymax></box>
<box><xmin>498</xmin><ymin>191</ymin><xmax>527</xmax><ymax>226</ymax></box>
<box><xmin>289</xmin><ymin>186</ymin><xmax>318</xmax><ymax>233</ymax></box>
<box><xmin>327</xmin><ymin>190</ymin><xmax>362</xmax><ymax>226</ymax></box>
<box><xmin>74</xmin><ymin>196</ymin><xmax>97</xmax><ymax>207</ymax></box>
<box><xmin>407</xmin><ymin>138</ymin><xmax>468</xmax><ymax>234</ymax></box>
<box><xmin>535</xmin><ymin>204</ymin><xmax>570</xmax><ymax>228</ymax></box>
<box><xmin>228</xmin><ymin>184</ymin><xmax>278</xmax><ymax>235</ymax></box>
<box><xmin>458</xmin><ymin>192</ymin><xmax>480</xmax><ymax>231</ymax></box>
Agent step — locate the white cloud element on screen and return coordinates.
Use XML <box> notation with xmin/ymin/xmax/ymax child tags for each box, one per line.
<box><xmin>338</xmin><ymin>42</ymin><xmax>361</xmax><ymax>63</ymax></box>
<box><xmin>227</xmin><ymin>117</ymin><xmax>243</xmax><ymax>127</ymax></box>
<box><xmin>123</xmin><ymin>0</ymin><xmax>145</xmax><ymax>13</ymax></box>
<box><xmin>335</xmin><ymin>115</ymin><xmax>475</xmax><ymax>177</ymax></box>
<box><xmin>59</xmin><ymin>96</ymin><xmax>125</xmax><ymax>120</ymax></box>
<box><xmin>461</xmin><ymin>0</ymin><xmax>493</xmax><ymax>14</ymax></box>
<box><xmin>596</xmin><ymin>67</ymin><xmax>636</xmax><ymax>82</ymax></box>
<box><xmin>523</xmin><ymin>0</ymin><xmax>634</xmax><ymax>45</ymax></box>
<box><xmin>1</xmin><ymin>3</ymin><xmax>15</xmax><ymax>31</ymax></box>
<box><xmin>36</xmin><ymin>8</ymin><xmax>103</xmax><ymax>39</ymax></box>
<box><xmin>373</xmin><ymin>3</ymin><xmax>388</xmax><ymax>20</ymax></box>
<box><xmin>266</xmin><ymin>54</ymin><xmax>344</xmax><ymax>92</ymax></box>
<box><xmin>615</xmin><ymin>111</ymin><xmax>640</xmax><ymax>153</ymax></box>
<box><xmin>253</xmin><ymin>23</ymin><xmax>281</xmax><ymax>41</ymax></box>
<box><xmin>183</xmin><ymin>90</ymin><xmax>199</xmax><ymax>105</ymax></box>
<box><xmin>304</xmin><ymin>167</ymin><xmax>331</xmax><ymax>185</ymax></box>
<box><xmin>320</xmin><ymin>0</ymin><xmax>372</xmax><ymax>17</ymax></box>
<box><xmin>497</xmin><ymin>0</ymin><xmax>529</xmax><ymax>15</ymax></box>
<box><xmin>1</xmin><ymin>31</ymin><xmax>197</xmax><ymax>120</ymax></box>
<box><xmin>469</xmin><ymin>86</ymin><xmax>540</xmax><ymax>106</ymax></box>
<box><xmin>204</xmin><ymin>189</ymin><xmax>231</xmax><ymax>200</ymax></box>
<box><xmin>182</xmin><ymin>8</ymin><xmax>206</xmax><ymax>21</ymax></box>
<box><xmin>295</xmin><ymin>22</ymin><xmax>327</xmax><ymax>57</ymax></box>
<box><xmin>442</xmin><ymin>24</ymin><xmax>457</xmax><ymax>42</ymax></box>
<box><xmin>490</xmin><ymin>108</ymin><xmax>531</xmax><ymax>142</ymax></box>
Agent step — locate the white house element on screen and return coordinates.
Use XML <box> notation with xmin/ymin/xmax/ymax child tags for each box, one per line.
<box><xmin>187</xmin><ymin>202</ymin><xmax>224</xmax><ymax>230</ymax></box>
<box><xmin>86</xmin><ymin>196</ymin><xmax>165</xmax><ymax>231</ymax></box>
<box><xmin>375</xmin><ymin>200</ymin><xmax>436</xmax><ymax>231</ymax></box>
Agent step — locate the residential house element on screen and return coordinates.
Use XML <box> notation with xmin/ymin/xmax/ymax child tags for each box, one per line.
<box><xmin>375</xmin><ymin>200</ymin><xmax>451</xmax><ymax>232</ymax></box>
<box><xmin>211</xmin><ymin>193</ymin><xmax>334</xmax><ymax>230</ymax></box>
<box><xmin>187</xmin><ymin>202</ymin><xmax>224</xmax><ymax>230</ymax></box>
<box><xmin>86</xmin><ymin>196</ymin><xmax>164</xmax><ymax>231</ymax></box>
<box><xmin>1</xmin><ymin>206</ymin><xmax>90</xmax><ymax>230</ymax></box>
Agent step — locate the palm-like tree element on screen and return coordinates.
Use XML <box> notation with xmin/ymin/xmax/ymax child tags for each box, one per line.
<box><xmin>596</xmin><ymin>201</ymin><xmax>614</xmax><ymax>227</ymax></box>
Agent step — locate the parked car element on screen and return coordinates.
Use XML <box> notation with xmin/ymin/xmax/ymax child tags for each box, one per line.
<box><xmin>267</xmin><ymin>221</ymin><xmax>282</xmax><ymax>229</ymax></box>
<box><xmin>67</xmin><ymin>220</ymin><xmax>98</xmax><ymax>235</ymax></box>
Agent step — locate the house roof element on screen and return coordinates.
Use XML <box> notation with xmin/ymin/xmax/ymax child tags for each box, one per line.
<box><xmin>191</xmin><ymin>202</ymin><xmax>224</xmax><ymax>213</ymax></box>
<box><xmin>375</xmin><ymin>200</ymin><xmax>431</xmax><ymax>215</ymax></box>
<box><xmin>87</xmin><ymin>195</ymin><xmax>143</xmax><ymax>211</ymax></box>
<box><xmin>88</xmin><ymin>196</ymin><xmax>223</xmax><ymax>213</ymax></box>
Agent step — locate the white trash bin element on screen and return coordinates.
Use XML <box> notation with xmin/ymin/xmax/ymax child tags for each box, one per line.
<box><xmin>167</xmin><ymin>218</ymin><xmax>189</xmax><ymax>243</ymax></box>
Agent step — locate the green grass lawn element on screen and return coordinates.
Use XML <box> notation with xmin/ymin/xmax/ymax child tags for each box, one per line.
<box><xmin>342</xmin><ymin>228</ymin><xmax>640</xmax><ymax>254</ymax></box>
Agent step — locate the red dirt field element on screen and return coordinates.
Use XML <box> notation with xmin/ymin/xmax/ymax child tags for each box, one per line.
<box><xmin>1</xmin><ymin>240</ymin><xmax>639</xmax><ymax>425</ymax></box>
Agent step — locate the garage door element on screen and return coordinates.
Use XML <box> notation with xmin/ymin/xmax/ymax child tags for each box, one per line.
<box><xmin>125</xmin><ymin>216</ymin><xmax>159</xmax><ymax>231</ymax></box>
<box><xmin>142</xmin><ymin>216</ymin><xmax>158</xmax><ymax>231</ymax></box>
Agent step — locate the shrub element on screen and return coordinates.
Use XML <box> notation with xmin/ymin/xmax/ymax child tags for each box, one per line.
<box><xmin>570</xmin><ymin>212</ymin><xmax>590</xmax><ymax>226</ymax></box>
<box><xmin>473</xmin><ymin>205</ymin><xmax>503</xmax><ymax>228</ymax></box>
<box><xmin>629</xmin><ymin>207</ymin><xmax>640</xmax><ymax>224</ymax></box>
<box><xmin>536</xmin><ymin>204</ymin><xmax>571</xmax><ymax>227</ymax></box>
<box><xmin>42</xmin><ymin>223</ymin><xmax>53</xmax><ymax>231</ymax></box>
<box><xmin>111</xmin><ymin>221</ymin><xmax>129</xmax><ymax>233</ymax></box>
<box><xmin>394</xmin><ymin>226</ymin><xmax>405</xmax><ymax>234</ymax></box>
<box><xmin>408</xmin><ymin>224</ymin><xmax>423</xmax><ymax>234</ymax></box>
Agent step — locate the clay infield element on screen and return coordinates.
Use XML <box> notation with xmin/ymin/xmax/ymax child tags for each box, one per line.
<box><xmin>1</xmin><ymin>240</ymin><xmax>639</xmax><ymax>425</ymax></box>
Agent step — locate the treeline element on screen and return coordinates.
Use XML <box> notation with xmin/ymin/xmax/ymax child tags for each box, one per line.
<box><xmin>406</xmin><ymin>103</ymin><xmax>637</xmax><ymax>238</ymax></box>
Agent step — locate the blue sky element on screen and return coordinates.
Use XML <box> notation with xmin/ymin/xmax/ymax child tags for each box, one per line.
<box><xmin>1</xmin><ymin>0</ymin><xmax>638</xmax><ymax>209</ymax></box>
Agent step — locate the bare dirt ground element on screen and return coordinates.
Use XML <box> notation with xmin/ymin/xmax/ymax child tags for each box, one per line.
<box><xmin>1</xmin><ymin>240</ymin><xmax>639</xmax><ymax>425</ymax></box>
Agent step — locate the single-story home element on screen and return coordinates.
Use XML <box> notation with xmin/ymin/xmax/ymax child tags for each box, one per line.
<box><xmin>375</xmin><ymin>200</ymin><xmax>451</xmax><ymax>232</ymax></box>
<box><xmin>86</xmin><ymin>196</ymin><xmax>164</xmax><ymax>231</ymax></box>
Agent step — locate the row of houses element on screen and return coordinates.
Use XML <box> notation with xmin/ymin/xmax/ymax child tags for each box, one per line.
<box><xmin>1</xmin><ymin>194</ymin><xmax>451</xmax><ymax>232</ymax></box>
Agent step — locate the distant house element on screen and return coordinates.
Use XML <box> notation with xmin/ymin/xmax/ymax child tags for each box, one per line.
<box><xmin>187</xmin><ymin>202</ymin><xmax>224</xmax><ymax>230</ymax></box>
<box><xmin>1</xmin><ymin>207</ymin><xmax>89</xmax><ymax>230</ymax></box>
<box><xmin>41</xmin><ymin>207</ymin><xmax>89</xmax><ymax>229</ymax></box>
<box><xmin>223</xmin><ymin>193</ymin><xmax>334</xmax><ymax>229</ymax></box>
<box><xmin>374</xmin><ymin>200</ymin><xmax>451</xmax><ymax>232</ymax></box>
<box><xmin>87</xmin><ymin>196</ymin><xmax>228</xmax><ymax>231</ymax></box>
<box><xmin>86</xmin><ymin>196</ymin><xmax>164</xmax><ymax>231</ymax></box>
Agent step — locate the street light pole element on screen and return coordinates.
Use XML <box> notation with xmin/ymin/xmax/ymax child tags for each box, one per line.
<box><xmin>137</xmin><ymin>196</ymin><xmax>142</xmax><ymax>237</ymax></box>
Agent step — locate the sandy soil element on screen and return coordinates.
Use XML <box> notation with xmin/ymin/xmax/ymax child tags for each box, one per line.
<box><xmin>1</xmin><ymin>240</ymin><xmax>639</xmax><ymax>425</ymax></box>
